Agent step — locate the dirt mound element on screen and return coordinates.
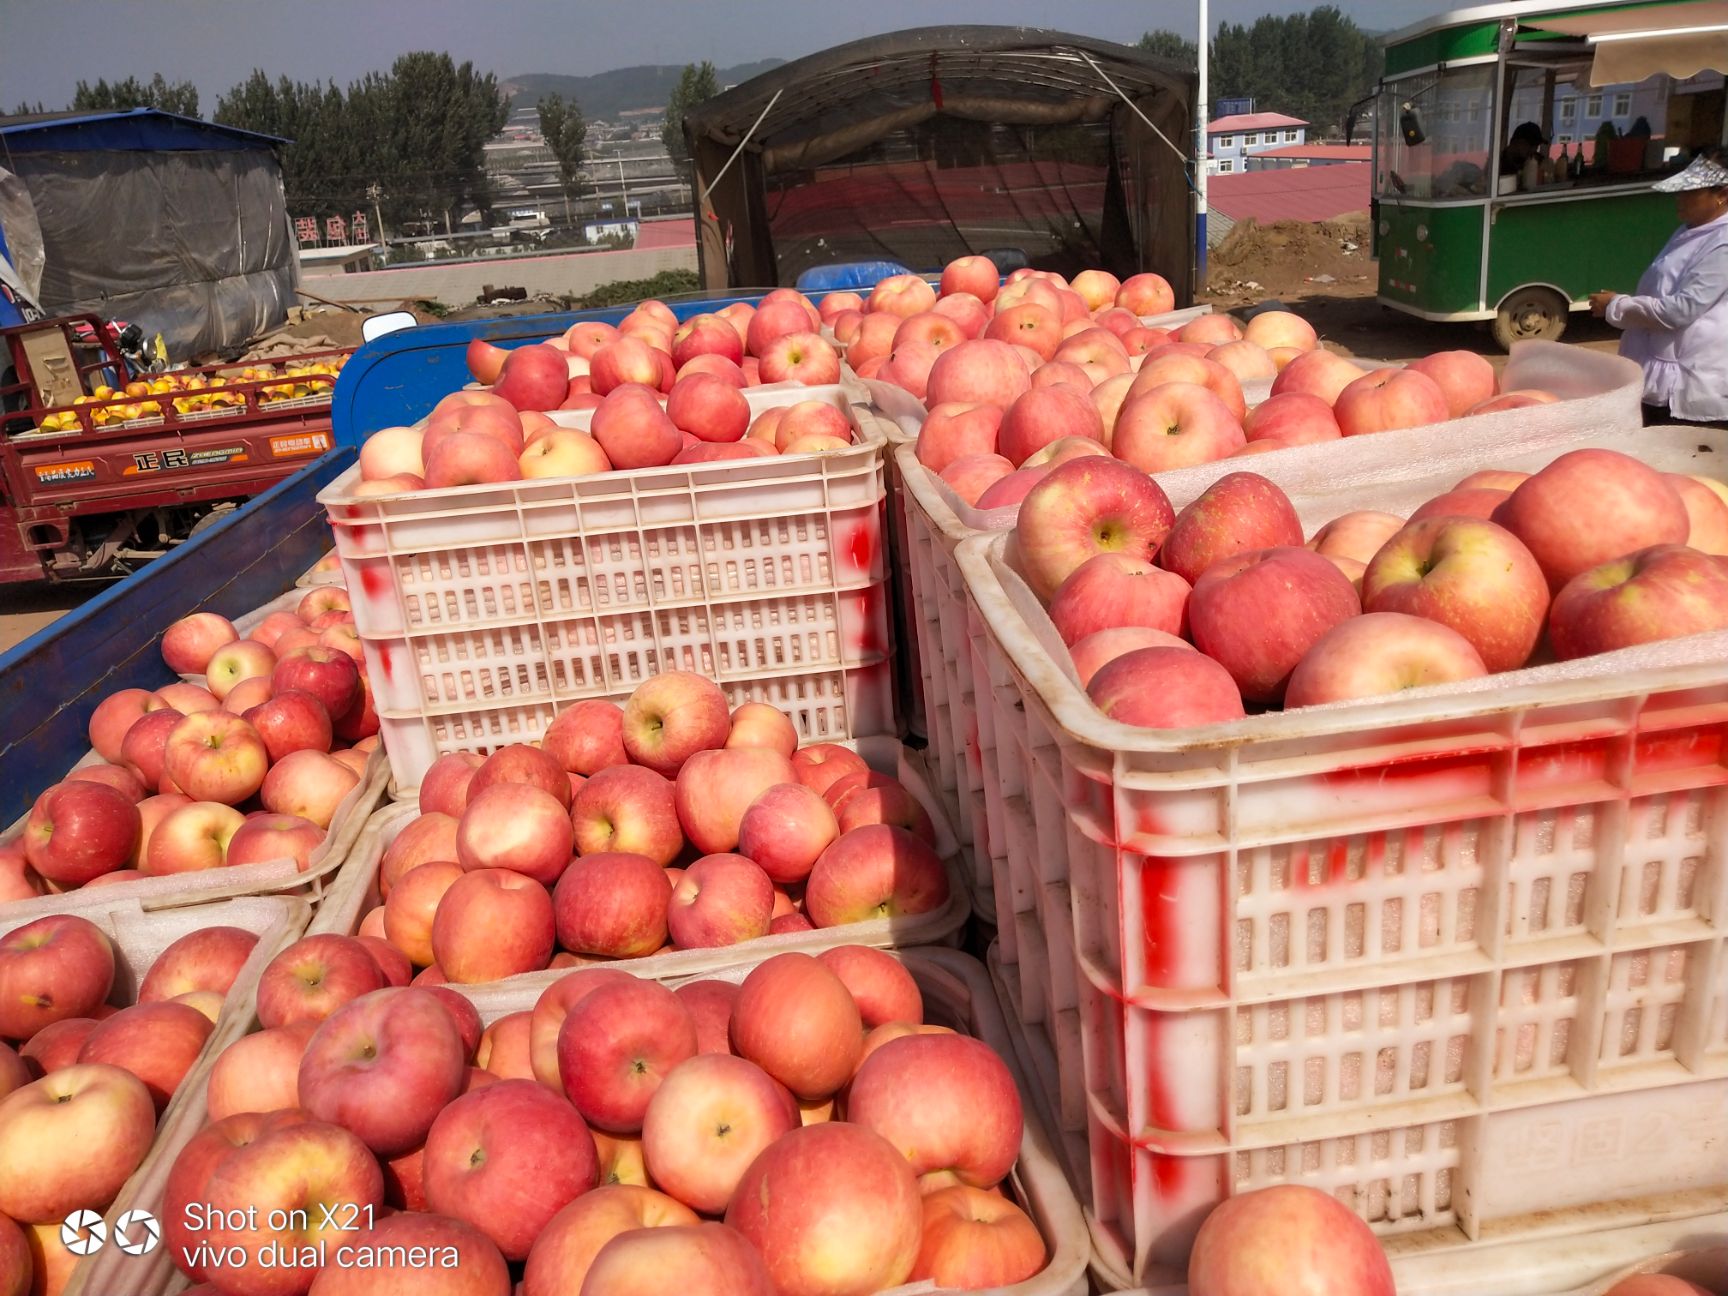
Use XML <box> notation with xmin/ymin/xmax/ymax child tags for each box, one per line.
<box><xmin>1206</xmin><ymin>216</ymin><xmax>1371</xmax><ymax>299</ymax></box>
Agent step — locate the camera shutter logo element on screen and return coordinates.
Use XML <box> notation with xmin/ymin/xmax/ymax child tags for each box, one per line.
<box><xmin>115</xmin><ymin>1209</ymin><xmax>162</xmax><ymax>1255</ymax></box>
<box><xmin>60</xmin><ymin>1211</ymin><xmax>106</xmax><ymax>1255</ymax></box>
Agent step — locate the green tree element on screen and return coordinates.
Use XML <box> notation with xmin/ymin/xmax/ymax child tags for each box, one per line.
<box><xmin>216</xmin><ymin>52</ymin><xmax>509</xmax><ymax>235</ymax></box>
<box><xmin>73</xmin><ymin>73</ymin><xmax>200</xmax><ymax>117</ymax></box>
<box><xmin>1136</xmin><ymin>30</ymin><xmax>1198</xmax><ymax>66</ymax></box>
<box><xmin>537</xmin><ymin>92</ymin><xmax>588</xmax><ymax>225</ymax></box>
<box><xmin>662</xmin><ymin>61</ymin><xmax>720</xmax><ymax>168</ymax></box>
<box><xmin>9</xmin><ymin>101</ymin><xmax>48</xmax><ymax>116</ymax></box>
<box><xmin>1147</xmin><ymin>6</ymin><xmax>1381</xmax><ymax>138</ymax></box>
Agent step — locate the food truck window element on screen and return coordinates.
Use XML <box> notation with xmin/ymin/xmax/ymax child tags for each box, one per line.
<box><xmin>1378</xmin><ymin>64</ymin><xmax>1494</xmax><ymax>199</ymax></box>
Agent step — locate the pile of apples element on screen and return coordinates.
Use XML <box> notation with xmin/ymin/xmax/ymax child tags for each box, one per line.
<box><xmin>0</xmin><ymin>921</ymin><xmax>267</xmax><ymax>1291</ymax></box>
<box><xmin>1008</xmin><ymin>447</ymin><xmax>1728</xmax><ymax>726</ymax></box>
<box><xmin>36</xmin><ymin>357</ymin><xmax>347</xmax><ymax>433</ymax></box>
<box><xmin>164</xmin><ymin>947</ymin><xmax>1043</xmax><ymax>1293</ymax></box>
<box><xmin>368</xmin><ymin>670</ymin><xmax>949</xmax><ymax>986</ymax></box>
<box><xmin>354</xmin><ymin>294</ymin><xmax>861</xmax><ymax>492</ymax></box>
<box><xmin>1</xmin><ymin>587</ymin><xmax>376</xmax><ymax>904</ymax></box>
<box><xmin>852</xmin><ymin>257</ymin><xmax>1561</xmax><ymax>508</ymax></box>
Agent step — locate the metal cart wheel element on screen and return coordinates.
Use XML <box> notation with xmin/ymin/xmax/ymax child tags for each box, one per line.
<box><xmin>1492</xmin><ymin>286</ymin><xmax>1568</xmax><ymax>350</ymax></box>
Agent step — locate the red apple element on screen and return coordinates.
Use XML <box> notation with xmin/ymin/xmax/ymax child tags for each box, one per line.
<box><xmin>380</xmin><ymin>810</ymin><xmax>459</xmax><ymax>895</ymax></box>
<box><xmin>925</xmin><ymin>338</ymin><xmax>1032</xmax><ymax>410</ymax></box>
<box><xmin>432</xmin><ymin>867</ymin><xmax>556</xmax><ymax>982</ymax></box>
<box><xmin>642</xmin><ymin>1053</ymin><xmax>799</xmax><ymax>1214</ymax></box>
<box><xmin>725</xmin><ymin>1122</ymin><xmax>922</xmax><ymax>1293</ymax></box>
<box><xmin>581</xmin><ymin>1222</ymin><xmax>775</xmax><ymax>1296</ymax></box>
<box><xmin>789</xmin><ymin>744</ymin><xmax>869</xmax><ymax>799</ymax></box>
<box><xmin>1048</xmin><ymin>551</ymin><xmax>1190</xmax><ymax>646</ymax></box>
<box><xmin>673</xmin><ymin>746</ymin><xmax>798</xmax><ymax>855</ymax></box>
<box><xmin>493</xmin><ymin>343</ymin><xmax>572</xmax><ymax>411</ymax></box>
<box><xmin>913</xmin><ymin>1185</ymin><xmax>1049</xmax><ymax>1287</ymax></box>
<box><xmin>261</xmin><ymin>748</ymin><xmax>359</xmax><ymax>829</ymax></box>
<box><xmin>729</xmin><ymin>953</ymin><xmax>860</xmax><ymax>1099</ymax></box>
<box><xmin>816</xmin><ymin>946</ymin><xmax>921</xmax><ymax>1029</ymax></box>
<box><xmin>725</xmin><ymin>701</ymin><xmax>799</xmax><ymax>758</ymax></box>
<box><xmin>304</xmin><ymin>1210</ymin><xmax>511</xmax><ymax>1295</ymax></box>
<box><xmin>553</xmin><ymin>852</ymin><xmax>672</xmax><ymax>958</ymax></box>
<box><xmin>1406</xmin><ymin>350</ymin><xmax>1498</xmax><ymax>418</ymax></box>
<box><xmin>674</xmin><ymin>980</ymin><xmax>739</xmax><ymax>1056</ymax></box>
<box><xmin>226</xmin><ymin>812</ymin><xmax>326</xmax><ymax>872</ymax></box>
<box><xmin>1012</xmin><ymin>455</ymin><xmax>1177</xmax><ymax>601</ymax></box>
<box><xmin>120</xmin><ymin>705</ymin><xmax>185</xmax><ymax>789</ymax></box>
<box><xmin>89</xmin><ymin>687</ymin><xmax>170</xmax><ymax>763</ymax></box>
<box><xmin>529</xmin><ymin>967</ymin><xmax>634</xmax><ymax>1087</ymax></box>
<box><xmin>206</xmin><ymin>1021</ymin><xmax>317</xmax><ymax>1120</ymax></box>
<box><xmin>140</xmin><ymin>926</ymin><xmax>259</xmax><ymax>1002</ymax></box>
<box><xmin>558</xmin><ymin>978</ymin><xmax>698</xmax><ymax>1133</ymax></box>
<box><xmin>298</xmin><ymin>986</ymin><xmax>467</xmax><ymax>1157</ymax></box>
<box><xmin>1188</xmin><ymin>1183</ymin><xmax>1395</xmax><ymax>1296</ymax></box>
<box><xmin>423</xmin><ymin>1078</ymin><xmax>599</xmax><ymax>1260</ymax></box>
<box><xmin>1286</xmin><ymin>612</ymin><xmax>1489</xmax><ymax>708</ymax></box>
<box><xmin>668</xmin><ymin>853</ymin><xmax>774</xmax><ymax>948</ymax></box>
<box><xmin>847</xmin><ymin>1031</ymin><xmax>1022</xmax><ymax>1188</ymax></box>
<box><xmin>1494</xmin><ymin>449</ymin><xmax>1692</xmax><ymax>591</ymax></box>
<box><xmin>1189</xmin><ymin>547</ymin><xmax>1362</xmax><ymax>703</ymax></box>
<box><xmin>0</xmin><ymin>1063</ymin><xmax>155</xmax><ymax>1223</ymax></box>
<box><xmin>0</xmin><ymin>914</ymin><xmax>115</xmax><ymax>1040</ymax></box>
<box><xmin>1548</xmin><ymin>544</ymin><xmax>1728</xmax><ymax>660</ymax></box>
<box><xmin>621</xmin><ymin>670</ymin><xmax>730</xmax><ymax>776</ymax></box>
<box><xmin>418</xmin><ymin>751</ymin><xmax>485</xmax><ymax>817</ymax></box>
<box><xmin>162</xmin><ymin>612</ymin><xmax>239</xmax><ymax>675</ymax></box>
<box><xmin>736</xmin><ymin>782</ymin><xmax>839</xmax><ymax>884</ymax></box>
<box><xmin>190</xmin><ymin>1112</ymin><xmax>386</xmax><ymax>1295</ymax></box>
<box><xmin>1363</xmin><ymin>517</ymin><xmax>1550</xmax><ymax>672</ymax></box>
<box><xmin>523</xmin><ymin>1184</ymin><xmax>700</xmax><ymax>1296</ymax></box>
<box><xmin>570</xmin><ymin>765</ymin><xmax>681</xmax><ymax>867</ymax></box>
<box><xmin>457</xmin><ymin>783</ymin><xmax>574</xmax><ymax>884</ymax></box>
<box><xmin>21</xmin><ymin>779</ymin><xmax>140</xmax><ymax>885</ymax></box>
<box><xmin>77</xmin><ymin>999</ymin><xmax>213</xmax><ymax>1112</ymax></box>
<box><xmin>940</xmin><ymin>256</ymin><xmax>1000</xmax><ymax>304</ymax></box>
<box><xmin>1270</xmin><ymin>348</ymin><xmax>1365</xmax><ymax>404</ymax></box>
<box><xmin>1087</xmin><ymin>646</ymin><xmax>1246</xmax><ymax>728</ymax></box>
<box><xmin>272</xmin><ymin>645</ymin><xmax>360</xmax><ymax>719</ymax></box>
<box><xmin>256</xmin><ymin>933</ymin><xmax>387</xmax><ymax>1029</ymax></box>
<box><xmin>804</xmin><ymin>824</ymin><xmax>949</xmax><ymax>928</ymax></box>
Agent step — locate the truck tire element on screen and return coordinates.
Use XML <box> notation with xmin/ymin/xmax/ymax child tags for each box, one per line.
<box><xmin>1492</xmin><ymin>286</ymin><xmax>1568</xmax><ymax>350</ymax></box>
<box><xmin>188</xmin><ymin>503</ymin><xmax>238</xmax><ymax>537</ymax></box>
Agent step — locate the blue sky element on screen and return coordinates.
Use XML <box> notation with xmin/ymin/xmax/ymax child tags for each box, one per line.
<box><xmin>3</xmin><ymin>0</ymin><xmax>1445</xmax><ymax>113</ymax></box>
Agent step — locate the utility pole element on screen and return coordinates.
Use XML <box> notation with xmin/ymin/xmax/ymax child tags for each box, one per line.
<box><xmin>1197</xmin><ymin>0</ymin><xmax>1210</xmax><ymax>285</ymax></box>
<box><xmin>366</xmin><ymin>183</ymin><xmax>388</xmax><ymax>247</ymax></box>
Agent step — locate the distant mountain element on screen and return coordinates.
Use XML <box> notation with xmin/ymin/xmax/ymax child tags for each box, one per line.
<box><xmin>505</xmin><ymin>60</ymin><xmax>785</xmax><ymax>121</ymax></box>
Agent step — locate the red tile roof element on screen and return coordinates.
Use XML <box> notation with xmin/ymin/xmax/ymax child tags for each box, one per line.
<box><xmin>1207</xmin><ymin>162</ymin><xmax>1372</xmax><ymax>224</ymax></box>
<box><xmin>1208</xmin><ymin>112</ymin><xmax>1308</xmax><ymax>133</ymax></box>
<box><xmin>1251</xmin><ymin>143</ymin><xmax>1372</xmax><ymax>161</ymax></box>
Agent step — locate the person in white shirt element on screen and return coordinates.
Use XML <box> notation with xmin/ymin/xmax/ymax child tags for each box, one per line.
<box><xmin>1590</xmin><ymin>151</ymin><xmax>1728</xmax><ymax>428</ymax></box>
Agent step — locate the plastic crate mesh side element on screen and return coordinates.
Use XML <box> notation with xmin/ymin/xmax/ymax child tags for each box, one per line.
<box><xmin>1230</xmin><ymin>1120</ymin><xmax>1461</xmax><ymax>1232</ymax></box>
<box><xmin>1492</xmin><ymin>958</ymin><xmax>1589</xmax><ymax>1084</ymax></box>
<box><xmin>1504</xmin><ymin>802</ymin><xmax>1609</xmax><ymax>945</ymax></box>
<box><xmin>1230</xmin><ymin>977</ymin><xmax>1476</xmax><ymax>1124</ymax></box>
<box><xmin>1598</xmin><ymin>942</ymin><xmax>1701</xmax><ymax>1067</ymax></box>
<box><xmin>1230</xmin><ymin>820</ymin><xmax>1488</xmax><ymax>987</ymax></box>
<box><xmin>1615</xmin><ymin>787</ymin><xmax>1716</xmax><ymax>929</ymax></box>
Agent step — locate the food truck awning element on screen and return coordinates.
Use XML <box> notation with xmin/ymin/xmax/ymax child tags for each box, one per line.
<box><xmin>1524</xmin><ymin>1</ymin><xmax>1728</xmax><ymax>85</ymax></box>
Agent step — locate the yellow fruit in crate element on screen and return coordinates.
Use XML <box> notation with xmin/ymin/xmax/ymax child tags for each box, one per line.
<box><xmin>150</xmin><ymin>380</ymin><xmax>173</xmax><ymax>395</ymax></box>
<box><xmin>209</xmin><ymin>377</ymin><xmax>227</xmax><ymax>388</ymax></box>
<box><xmin>94</xmin><ymin>386</ymin><xmax>115</xmax><ymax>400</ymax></box>
<box><xmin>72</xmin><ymin>394</ymin><xmax>89</xmax><ymax>405</ymax></box>
<box><xmin>124</xmin><ymin>381</ymin><xmax>150</xmax><ymax>398</ymax></box>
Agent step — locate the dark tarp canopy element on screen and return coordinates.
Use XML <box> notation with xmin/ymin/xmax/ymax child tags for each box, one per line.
<box><xmin>683</xmin><ymin>26</ymin><xmax>1198</xmax><ymax>301</ymax></box>
<box><xmin>0</xmin><ymin>109</ymin><xmax>297</xmax><ymax>359</ymax></box>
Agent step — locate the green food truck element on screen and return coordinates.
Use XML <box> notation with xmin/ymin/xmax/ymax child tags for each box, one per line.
<box><xmin>1373</xmin><ymin>0</ymin><xmax>1728</xmax><ymax>346</ymax></box>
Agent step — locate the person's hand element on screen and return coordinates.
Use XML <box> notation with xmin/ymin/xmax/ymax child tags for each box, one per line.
<box><xmin>1588</xmin><ymin>290</ymin><xmax>1617</xmax><ymax>317</ymax></box>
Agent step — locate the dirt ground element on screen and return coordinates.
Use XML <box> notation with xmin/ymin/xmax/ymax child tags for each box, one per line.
<box><xmin>1197</xmin><ymin>216</ymin><xmax>1623</xmax><ymax>369</ymax></box>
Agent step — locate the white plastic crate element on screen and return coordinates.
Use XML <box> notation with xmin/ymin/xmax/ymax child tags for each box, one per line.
<box><xmin>989</xmin><ymin>948</ymin><xmax>1728</xmax><ymax>1296</ymax></box>
<box><xmin>70</xmin><ymin>940</ymin><xmax>1087</xmax><ymax>1296</ymax></box>
<box><xmin>887</xmin><ymin>344</ymin><xmax>1644</xmax><ymax>935</ymax></box>
<box><xmin>956</xmin><ymin>427</ymin><xmax>1728</xmax><ymax>1287</ymax></box>
<box><xmin>315</xmin><ymin>737</ymin><xmax>970</xmax><ymax>981</ymax></box>
<box><xmin>318</xmin><ymin>385</ymin><xmax>896</xmax><ymax>791</ymax></box>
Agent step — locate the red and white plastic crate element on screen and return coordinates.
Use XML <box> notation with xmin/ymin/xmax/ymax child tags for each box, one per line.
<box><xmin>317</xmin><ymin>385</ymin><xmax>895</xmax><ymax>792</ymax></box>
<box><xmin>955</xmin><ymin>425</ymin><xmax>1728</xmax><ymax>1287</ymax></box>
<box><xmin>886</xmin><ymin>343</ymin><xmax>1644</xmax><ymax>933</ymax></box>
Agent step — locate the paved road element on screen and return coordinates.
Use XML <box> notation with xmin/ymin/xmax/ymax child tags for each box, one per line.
<box><xmin>0</xmin><ymin>584</ymin><xmax>99</xmax><ymax>654</ymax></box>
